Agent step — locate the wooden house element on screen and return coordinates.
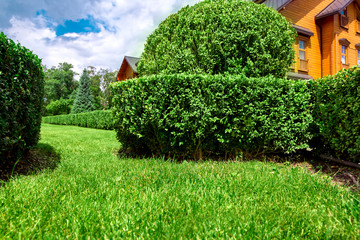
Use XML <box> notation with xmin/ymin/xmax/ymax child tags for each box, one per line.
<box><xmin>116</xmin><ymin>56</ymin><xmax>141</xmax><ymax>81</ymax></box>
<box><xmin>254</xmin><ymin>0</ymin><xmax>360</xmax><ymax>79</ymax></box>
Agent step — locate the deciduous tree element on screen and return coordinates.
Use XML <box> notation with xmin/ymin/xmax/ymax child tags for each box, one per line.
<box><xmin>44</xmin><ymin>62</ymin><xmax>77</xmax><ymax>103</ymax></box>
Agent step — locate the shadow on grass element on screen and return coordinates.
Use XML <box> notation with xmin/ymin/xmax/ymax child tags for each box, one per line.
<box><xmin>0</xmin><ymin>143</ymin><xmax>61</xmax><ymax>184</ymax></box>
<box><xmin>264</xmin><ymin>151</ymin><xmax>360</xmax><ymax>193</ymax></box>
<box><xmin>117</xmin><ymin>147</ymin><xmax>360</xmax><ymax>192</ymax></box>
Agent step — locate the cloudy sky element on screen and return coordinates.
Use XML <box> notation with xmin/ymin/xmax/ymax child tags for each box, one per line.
<box><xmin>0</xmin><ymin>0</ymin><xmax>200</xmax><ymax>74</ymax></box>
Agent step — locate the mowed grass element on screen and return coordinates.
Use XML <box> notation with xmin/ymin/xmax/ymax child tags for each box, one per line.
<box><xmin>0</xmin><ymin>124</ymin><xmax>359</xmax><ymax>239</ymax></box>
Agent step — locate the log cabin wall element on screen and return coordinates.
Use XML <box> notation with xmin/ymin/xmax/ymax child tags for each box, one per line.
<box><xmin>125</xmin><ymin>65</ymin><xmax>135</xmax><ymax>79</ymax></box>
<box><xmin>258</xmin><ymin>0</ymin><xmax>360</xmax><ymax>79</ymax></box>
<box><xmin>279</xmin><ymin>0</ymin><xmax>335</xmax><ymax>79</ymax></box>
<box><xmin>319</xmin><ymin>15</ymin><xmax>334</xmax><ymax>77</ymax></box>
<box><xmin>116</xmin><ymin>56</ymin><xmax>140</xmax><ymax>81</ymax></box>
<box><xmin>332</xmin><ymin>2</ymin><xmax>360</xmax><ymax>75</ymax></box>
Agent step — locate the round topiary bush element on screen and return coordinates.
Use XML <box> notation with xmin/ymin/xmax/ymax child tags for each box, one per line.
<box><xmin>0</xmin><ymin>32</ymin><xmax>44</xmax><ymax>161</ymax></box>
<box><xmin>138</xmin><ymin>0</ymin><xmax>296</xmax><ymax>78</ymax></box>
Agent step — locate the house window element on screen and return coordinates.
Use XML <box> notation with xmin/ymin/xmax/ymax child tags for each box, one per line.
<box><xmin>357</xmin><ymin>50</ymin><xmax>360</xmax><ymax>65</ymax></box>
<box><xmin>341</xmin><ymin>45</ymin><xmax>347</xmax><ymax>64</ymax></box>
<box><xmin>340</xmin><ymin>8</ymin><xmax>349</xmax><ymax>28</ymax></box>
<box><xmin>299</xmin><ymin>40</ymin><xmax>306</xmax><ymax>60</ymax></box>
<box><xmin>340</xmin><ymin>8</ymin><xmax>347</xmax><ymax>16</ymax></box>
<box><xmin>298</xmin><ymin>39</ymin><xmax>309</xmax><ymax>71</ymax></box>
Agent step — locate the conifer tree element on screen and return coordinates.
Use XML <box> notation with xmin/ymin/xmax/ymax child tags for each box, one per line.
<box><xmin>71</xmin><ymin>69</ymin><xmax>95</xmax><ymax>114</ymax></box>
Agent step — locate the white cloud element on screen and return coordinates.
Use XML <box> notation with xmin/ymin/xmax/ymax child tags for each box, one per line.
<box><xmin>1</xmin><ymin>0</ymin><xmax>200</xmax><ymax>75</ymax></box>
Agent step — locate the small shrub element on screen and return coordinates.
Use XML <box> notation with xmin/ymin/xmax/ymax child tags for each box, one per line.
<box><xmin>0</xmin><ymin>32</ymin><xmax>44</xmax><ymax>161</ymax></box>
<box><xmin>45</xmin><ymin>98</ymin><xmax>74</xmax><ymax>116</ymax></box>
<box><xmin>111</xmin><ymin>74</ymin><xmax>312</xmax><ymax>159</ymax></box>
<box><xmin>138</xmin><ymin>0</ymin><xmax>295</xmax><ymax>78</ymax></box>
<box><xmin>310</xmin><ymin>67</ymin><xmax>360</xmax><ymax>161</ymax></box>
<box><xmin>43</xmin><ymin>110</ymin><xmax>113</xmax><ymax>130</ymax></box>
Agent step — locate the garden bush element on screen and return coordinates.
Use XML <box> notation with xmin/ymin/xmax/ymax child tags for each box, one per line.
<box><xmin>43</xmin><ymin>110</ymin><xmax>113</xmax><ymax>130</ymax></box>
<box><xmin>138</xmin><ymin>0</ymin><xmax>295</xmax><ymax>78</ymax></box>
<box><xmin>0</xmin><ymin>32</ymin><xmax>44</xmax><ymax>161</ymax></box>
<box><xmin>111</xmin><ymin>74</ymin><xmax>312</xmax><ymax>159</ymax></box>
<box><xmin>310</xmin><ymin>67</ymin><xmax>360</xmax><ymax>162</ymax></box>
<box><xmin>45</xmin><ymin>98</ymin><xmax>74</xmax><ymax>116</ymax></box>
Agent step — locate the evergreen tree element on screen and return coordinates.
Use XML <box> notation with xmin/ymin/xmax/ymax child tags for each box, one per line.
<box><xmin>71</xmin><ymin>69</ymin><xmax>96</xmax><ymax>114</ymax></box>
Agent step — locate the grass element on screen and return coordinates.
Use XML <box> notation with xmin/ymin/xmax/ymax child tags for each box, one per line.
<box><xmin>0</xmin><ymin>124</ymin><xmax>359</xmax><ymax>239</ymax></box>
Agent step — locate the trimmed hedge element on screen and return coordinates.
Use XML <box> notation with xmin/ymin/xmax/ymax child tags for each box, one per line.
<box><xmin>0</xmin><ymin>32</ymin><xmax>44</xmax><ymax>160</ymax></box>
<box><xmin>42</xmin><ymin>110</ymin><xmax>114</xmax><ymax>130</ymax></box>
<box><xmin>111</xmin><ymin>74</ymin><xmax>312</xmax><ymax>159</ymax></box>
<box><xmin>310</xmin><ymin>67</ymin><xmax>360</xmax><ymax>161</ymax></box>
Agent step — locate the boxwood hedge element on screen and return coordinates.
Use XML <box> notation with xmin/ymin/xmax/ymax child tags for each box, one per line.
<box><xmin>42</xmin><ymin>110</ymin><xmax>114</xmax><ymax>130</ymax></box>
<box><xmin>310</xmin><ymin>67</ymin><xmax>360</xmax><ymax>162</ymax></box>
<box><xmin>0</xmin><ymin>33</ymin><xmax>44</xmax><ymax>161</ymax></box>
<box><xmin>111</xmin><ymin>74</ymin><xmax>312</xmax><ymax>159</ymax></box>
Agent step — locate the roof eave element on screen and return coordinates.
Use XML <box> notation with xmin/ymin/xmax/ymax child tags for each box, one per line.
<box><xmin>117</xmin><ymin>58</ymin><xmax>128</xmax><ymax>80</ymax></box>
<box><xmin>124</xmin><ymin>56</ymin><xmax>140</xmax><ymax>73</ymax></box>
<box><xmin>315</xmin><ymin>11</ymin><xmax>340</xmax><ymax>21</ymax></box>
<box><xmin>277</xmin><ymin>0</ymin><xmax>293</xmax><ymax>11</ymax></box>
<box><xmin>315</xmin><ymin>0</ymin><xmax>354</xmax><ymax>21</ymax></box>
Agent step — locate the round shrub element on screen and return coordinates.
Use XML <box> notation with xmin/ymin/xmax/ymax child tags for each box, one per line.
<box><xmin>0</xmin><ymin>32</ymin><xmax>44</xmax><ymax>160</ymax></box>
<box><xmin>138</xmin><ymin>0</ymin><xmax>296</xmax><ymax>77</ymax></box>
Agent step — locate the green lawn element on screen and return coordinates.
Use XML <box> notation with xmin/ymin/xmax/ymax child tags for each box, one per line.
<box><xmin>0</xmin><ymin>124</ymin><xmax>359</xmax><ymax>239</ymax></box>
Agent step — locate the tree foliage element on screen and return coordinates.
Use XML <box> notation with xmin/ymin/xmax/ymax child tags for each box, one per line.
<box><xmin>138</xmin><ymin>0</ymin><xmax>296</xmax><ymax>78</ymax></box>
<box><xmin>99</xmin><ymin>69</ymin><xmax>118</xmax><ymax>109</ymax></box>
<box><xmin>45</xmin><ymin>98</ymin><xmax>74</xmax><ymax>116</ymax></box>
<box><xmin>44</xmin><ymin>62</ymin><xmax>77</xmax><ymax>103</ymax></box>
<box><xmin>86</xmin><ymin>66</ymin><xmax>117</xmax><ymax>110</ymax></box>
<box><xmin>71</xmin><ymin>69</ymin><xmax>96</xmax><ymax>114</ymax></box>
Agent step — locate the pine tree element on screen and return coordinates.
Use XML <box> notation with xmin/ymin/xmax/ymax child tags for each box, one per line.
<box><xmin>71</xmin><ymin>69</ymin><xmax>96</xmax><ymax>114</ymax></box>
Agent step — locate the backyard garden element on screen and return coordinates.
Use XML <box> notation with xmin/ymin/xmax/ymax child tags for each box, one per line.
<box><xmin>1</xmin><ymin>0</ymin><xmax>360</xmax><ymax>238</ymax></box>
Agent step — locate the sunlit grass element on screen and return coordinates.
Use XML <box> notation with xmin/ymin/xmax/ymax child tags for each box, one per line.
<box><xmin>0</xmin><ymin>124</ymin><xmax>359</xmax><ymax>239</ymax></box>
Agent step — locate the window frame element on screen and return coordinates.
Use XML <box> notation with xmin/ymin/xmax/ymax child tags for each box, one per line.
<box><xmin>341</xmin><ymin>45</ymin><xmax>348</xmax><ymax>65</ymax></box>
<box><xmin>298</xmin><ymin>40</ymin><xmax>306</xmax><ymax>60</ymax></box>
<box><xmin>340</xmin><ymin>8</ymin><xmax>348</xmax><ymax>17</ymax></box>
<box><xmin>339</xmin><ymin>8</ymin><xmax>349</xmax><ymax>29</ymax></box>
<box><xmin>297</xmin><ymin>36</ymin><xmax>309</xmax><ymax>72</ymax></box>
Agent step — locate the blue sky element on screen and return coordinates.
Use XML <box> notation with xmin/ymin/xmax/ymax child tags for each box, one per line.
<box><xmin>0</xmin><ymin>0</ymin><xmax>200</xmax><ymax>73</ymax></box>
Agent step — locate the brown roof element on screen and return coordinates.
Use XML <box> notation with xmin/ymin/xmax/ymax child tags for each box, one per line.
<box><xmin>292</xmin><ymin>24</ymin><xmax>314</xmax><ymax>37</ymax></box>
<box><xmin>123</xmin><ymin>56</ymin><xmax>141</xmax><ymax>73</ymax></box>
<box><xmin>315</xmin><ymin>0</ymin><xmax>353</xmax><ymax>20</ymax></box>
<box><xmin>116</xmin><ymin>56</ymin><xmax>141</xmax><ymax>81</ymax></box>
<box><xmin>252</xmin><ymin>0</ymin><xmax>293</xmax><ymax>11</ymax></box>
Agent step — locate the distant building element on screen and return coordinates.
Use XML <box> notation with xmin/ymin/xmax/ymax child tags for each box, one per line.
<box><xmin>116</xmin><ymin>56</ymin><xmax>141</xmax><ymax>81</ymax></box>
<box><xmin>253</xmin><ymin>0</ymin><xmax>360</xmax><ymax>79</ymax></box>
